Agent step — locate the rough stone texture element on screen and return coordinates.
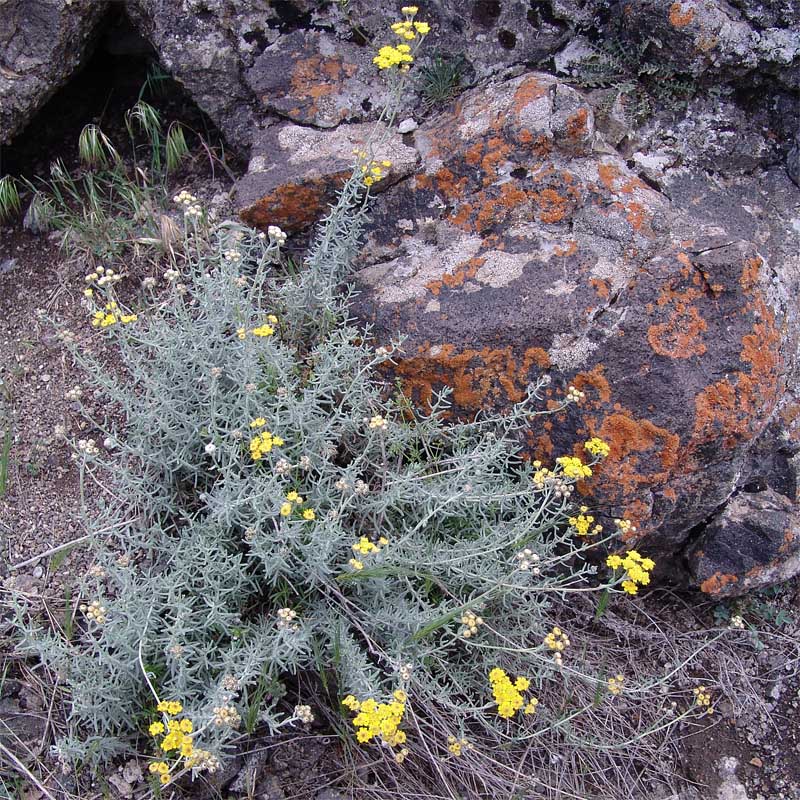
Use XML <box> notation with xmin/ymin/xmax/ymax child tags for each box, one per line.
<box><xmin>714</xmin><ymin>757</ymin><xmax>750</xmax><ymax>800</ymax></box>
<box><xmin>343</xmin><ymin>72</ymin><xmax>800</xmax><ymax>588</ymax></box>
<box><xmin>0</xmin><ymin>0</ymin><xmax>106</xmax><ymax>144</ymax></box>
<box><xmin>237</xmin><ymin>121</ymin><xmax>419</xmax><ymax>232</ymax></box>
<box><xmin>688</xmin><ymin>488</ymin><xmax>800</xmax><ymax>598</ymax></box>
<box><xmin>125</xmin><ymin>0</ymin><xmax>273</xmax><ymax>152</ymax></box>
<box><xmin>245</xmin><ymin>29</ymin><xmax>387</xmax><ymax>129</ymax></box>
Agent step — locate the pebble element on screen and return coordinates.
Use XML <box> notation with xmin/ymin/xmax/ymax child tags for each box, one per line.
<box><xmin>398</xmin><ymin>117</ymin><xmax>418</xmax><ymax>134</ymax></box>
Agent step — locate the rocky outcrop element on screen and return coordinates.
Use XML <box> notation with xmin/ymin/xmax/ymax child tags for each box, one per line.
<box><xmin>688</xmin><ymin>488</ymin><xmax>800</xmax><ymax>597</ymax></box>
<box><xmin>310</xmin><ymin>71</ymin><xmax>798</xmax><ymax>595</ymax></box>
<box><xmin>0</xmin><ymin>0</ymin><xmax>106</xmax><ymax>145</ymax></box>
<box><xmin>4</xmin><ymin>1</ymin><xmax>800</xmax><ymax>596</ymax></box>
<box><xmin>237</xmin><ymin>121</ymin><xmax>418</xmax><ymax>231</ymax></box>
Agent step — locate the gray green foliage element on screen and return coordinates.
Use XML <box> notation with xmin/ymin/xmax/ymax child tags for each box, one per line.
<box><xmin>569</xmin><ymin>37</ymin><xmax>696</xmax><ymax>122</ymax></box>
<box><xmin>418</xmin><ymin>53</ymin><xmax>469</xmax><ymax>109</ymax></box>
<box><xmin>3</xmin><ymin>101</ymin><xmax>188</xmax><ymax>266</ymax></box>
<box><xmin>11</xmin><ymin>163</ymin><xmax>616</xmax><ymax>772</ymax></box>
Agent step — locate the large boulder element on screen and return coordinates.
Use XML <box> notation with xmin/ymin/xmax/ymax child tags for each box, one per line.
<box><xmin>0</xmin><ymin>0</ymin><xmax>106</xmax><ymax>145</ymax></box>
<box><xmin>340</xmin><ymin>72</ymin><xmax>800</xmax><ymax>592</ymax></box>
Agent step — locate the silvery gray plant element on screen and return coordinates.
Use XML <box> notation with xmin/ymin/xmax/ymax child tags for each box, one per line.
<box><xmin>11</xmin><ymin>163</ymin><xmax>617</xmax><ymax>773</ymax></box>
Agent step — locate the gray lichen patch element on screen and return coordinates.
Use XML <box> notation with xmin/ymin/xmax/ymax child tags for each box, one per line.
<box><xmin>356</xmin><ymin>229</ymin><xmax>484</xmax><ymax>305</ymax></box>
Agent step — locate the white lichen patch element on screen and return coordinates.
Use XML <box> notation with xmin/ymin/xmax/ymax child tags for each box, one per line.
<box><xmin>545</xmin><ymin>279</ymin><xmax>578</xmax><ymax>296</ymax></box>
<box><xmin>475</xmin><ymin>251</ymin><xmax>533</xmax><ymax>288</ymax></box>
<box><xmin>356</xmin><ymin>229</ymin><xmax>484</xmax><ymax>304</ymax></box>
<box><xmin>276</xmin><ymin>122</ymin><xmax>417</xmax><ymax>173</ymax></box>
<box><xmin>590</xmin><ymin>257</ymin><xmax>638</xmax><ymax>293</ymax></box>
<box><xmin>548</xmin><ymin>333</ymin><xmax>598</xmax><ymax>371</ymax></box>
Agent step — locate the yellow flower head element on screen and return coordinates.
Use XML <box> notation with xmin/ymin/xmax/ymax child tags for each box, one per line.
<box><xmin>609</xmin><ymin>550</ymin><xmax>656</xmax><ymax>595</ymax></box>
<box><xmin>488</xmin><ymin>668</ymin><xmax>532</xmax><ymax>718</ymax></box>
<box><xmin>280</xmin><ymin>502</ymin><xmax>292</xmax><ymax>517</ymax></box>
<box><xmin>149</xmin><ymin>721</ymin><xmax>165</xmax><ymax>736</ymax></box>
<box><xmin>584</xmin><ymin>437</ymin><xmax>611</xmax><ymax>458</ymax></box>
<box><xmin>556</xmin><ymin>455</ymin><xmax>592</xmax><ymax>480</ymax></box>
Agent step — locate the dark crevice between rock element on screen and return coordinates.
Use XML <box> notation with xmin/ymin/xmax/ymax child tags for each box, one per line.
<box><xmin>264</xmin><ymin>1</ymin><xmax>314</xmax><ymax>34</ymax></box>
<box><xmin>1</xmin><ymin>5</ymin><xmax>233</xmax><ymax>179</ymax></box>
<box><xmin>471</xmin><ymin>1</ymin><xmax>502</xmax><ymax>28</ymax></box>
<box><xmin>679</xmin><ymin>499</ymin><xmax>734</xmax><ymax>576</ymax></box>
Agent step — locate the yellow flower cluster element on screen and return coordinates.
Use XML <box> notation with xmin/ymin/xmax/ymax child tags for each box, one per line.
<box><xmin>279</xmin><ymin>490</ymin><xmax>316</xmax><ymax>520</ymax></box>
<box><xmin>146</xmin><ymin>701</ymin><xmax>196</xmax><ymax>783</ymax></box>
<box><xmin>374</xmin><ymin>43</ymin><xmax>413</xmax><ymax>70</ymax></box>
<box><xmin>237</xmin><ymin>314</ymin><xmax>278</xmax><ymax>339</ymax></box>
<box><xmin>608</xmin><ymin>674</ymin><xmax>625</xmax><ymax>696</ymax></box>
<box><xmin>374</xmin><ymin>5</ymin><xmax>428</xmax><ymax>69</ymax></box>
<box><xmin>148</xmin><ymin>761</ymin><xmax>170</xmax><ymax>783</ymax></box>
<box><xmin>249</xmin><ymin>419</ymin><xmax>284</xmax><ymax>460</ymax></box>
<box><xmin>584</xmin><ymin>437</ymin><xmax>611</xmax><ymax>458</ymax></box>
<box><xmin>531</xmin><ymin>460</ymin><xmax>552</xmax><ymax>489</ymax></box>
<box><xmin>447</xmin><ymin>735</ymin><xmax>471</xmax><ymax>756</ymax></box>
<box><xmin>362</xmin><ymin>160</ymin><xmax>391</xmax><ymax>188</ymax></box>
<box><xmin>693</xmin><ymin>685</ymin><xmax>713</xmax><ymax>714</ymax></box>
<box><xmin>488</xmin><ymin>668</ymin><xmax>538</xmax><ymax>718</ymax></box>
<box><xmin>91</xmin><ymin>301</ymin><xmax>137</xmax><ymax>328</ymax></box>
<box><xmin>353</xmin><ymin>535</ymin><xmax>388</xmax><ymax>554</ymax></box>
<box><xmin>606</xmin><ymin>550</ymin><xmax>655</xmax><ymax>595</ymax></box>
<box><xmin>348</xmin><ymin>535</ymin><xmax>387</xmax><ymax>569</ymax></box>
<box><xmin>343</xmin><ymin>692</ymin><xmax>408</xmax><ymax>747</ymax></box>
<box><xmin>568</xmin><ymin>506</ymin><xmax>603</xmax><ymax>536</ymax></box>
<box><xmin>390</xmin><ymin>12</ymin><xmax>430</xmax><ymax>40</ymax></box>
<box><xmin>160</xmin><ymin>717</ymin><xmax>194</xmax><ymax>755</ymax></box>
<box><xmin>556</xmin><ymin>455</ymin><xmax>593</xmax><ymax>480</ymax></box>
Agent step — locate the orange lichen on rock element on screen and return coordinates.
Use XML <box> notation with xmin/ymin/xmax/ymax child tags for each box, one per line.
<box><xmin>779</xmin><ymin>526</ymin><xmax>796</xmax><ymax>555</ymax></box>
<box><xmin>289</xmin><ymin>55</ymin><xmax>355</xmax><ymax>106</ymax></box>
<box><xmin>565</xmin><ymin>108</ymin><xmax>589</xmax><ymax>141</ymax></box>
<box><xmin>625</xmin><ymin>202</ymin><xmax>648</xmax><ymax>232</ymax></box>
<box><xmin>432</xmin><ymin>166</ymin><xmax>470</xmax><ymax>203</ymax></box>
<box><xmin>394</xmin><ymin>344</ymin><xmax>551</xmax><ymax>410</ymax></box>
<box><xmin>592</xmin><ymin>411</ymin><xmax>681</xmax><ymax>503</ymax></box>
<box><xmin>476</xmin><ymin>183</ymin><xmax>529</xmax><ymax>231</ymax></box>
<box><xmin>647</xmin><ymin>305</ymin><xmax>707</xmax><ymax>358</ymax></box>
<box><xmin>518</xmin><ymin>129</ymin><xmax>552</xmax><ymax>158</ymax></box>
<box><xmin>512</xmin><ymin>75</ymin><xmax>548</xmax><ymax>115</ymax></box>
<box><xmin>531</xmin><ymin>188</ymin><xmax>570</xmax><ymax>223</ymax></box>
<box><xmin>699</xmin><ymin>572</ymin><xmax>738</xmax><ymax>594</ymax></box>
<box><xmin>572</xmin><ymin>364</ymin><xmax>612</xmax><ymax>405</ymax></box>
<box><xmin>597</xmin><ymin>162</ymin><xmax>647</xmax><ymax>195</ymax></box>
<box><xmin>462</xmin><ymin>136</ymin><xmax>513</xmax><ymax>184</ymax></box>
<box><xmin>426</xmin><ymin>257</ymin><xmax>485</xmax><ymax>296</ymax></box>
<box><xmin>590</xmin><ymin>278</ymin><xmax>610</xmax><ymax>299</ymax></box>
<box><xmin>740</xmin><ymin>255</ymin><xmax>762</xmax><ymax>292</ymax></box>
<box><xmin>240</xmin><ymin>176</ymin><xmax>345</xmax><ymax>231</ymax></box>
<box><xmin>669</xmin><ymin>2</ymin><xmax>695</xmax><ymax>27</ymax></box>
<box><xmin>554</xmin><ymin>239</ymin><xmax>578</xmax><ymax>257</ymax></box>
<box><xmin>692</xmin><ymin>303</ymin><xmax>783</xmax><ymax>450</ymax></box>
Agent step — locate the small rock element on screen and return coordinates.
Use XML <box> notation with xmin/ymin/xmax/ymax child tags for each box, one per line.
<box><xmin>398</xmin><ymin>117</ymin><xmax>418</xmax><ymax>134</ymax></box>
<box><xmin>717</xmin><ymin>757</ymin><xmax>749</xmax><ymax>800</ymax></box>
<box><xmin>749</xmin><ymin>756</ymin><xmax>763</xmax><ymax>767</ymax></box>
